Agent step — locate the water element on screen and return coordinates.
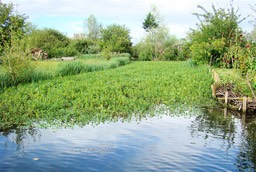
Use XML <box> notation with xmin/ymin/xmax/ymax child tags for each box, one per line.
<box><xmin>1</xmin><ymin>108</ymin><xmax>256</xmax><ymax>171</ymax></box>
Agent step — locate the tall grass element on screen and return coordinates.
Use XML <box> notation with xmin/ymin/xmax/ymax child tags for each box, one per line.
<box><xmin>57</xmin><ymin>56</ymin><xmax>130</xmax><ymax>76</ymax></box>
<box><xmin>0</xmin><ymin>55</ymin><xmax>130</xmax><ymax>90</ymax></box>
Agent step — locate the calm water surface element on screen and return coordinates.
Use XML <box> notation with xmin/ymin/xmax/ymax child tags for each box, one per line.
<box><xmin>1</xmin><ymin>108</ymin><xmax>256</xmax><ymax>171</ymax></box>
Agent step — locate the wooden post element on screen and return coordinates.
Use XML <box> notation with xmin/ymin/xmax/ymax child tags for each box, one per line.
<box><xmin>225</xmin><ymin>91</ymin><xmax>228</xmax><ymax>106</ymax></box>
<box><xmin>211</xmin><ymin>84</ymin><xmax>216</xmax><ymax>97</ymax></box>
<box><xmin>243</xmin><ymin>97</ymin><xmax>247</xmax><ymax>113</ymax></box>
<box><xmin>224</xmin><ymin>107</ymin><xmax>228</xmax><ymax>118</ymax></box>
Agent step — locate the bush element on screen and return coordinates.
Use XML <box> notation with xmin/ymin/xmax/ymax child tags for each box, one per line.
<box><xmin>1</xmin><ymin>33</ymin><xmax>34</xmax><ymax>86</ymax></box>
<box><xmin>188</xmin><ymin>4</ymin><xmax>244</xmax><ymax>66</ymax></box>
<box><xmin>28</xmin><ymin>28</ymin><xmax>72</xmax><ymax>58</ymax></box>
<box><xmin>49</xmin><ymin>46</ymin><xmax>77</xmax><ymax>58</ymax></box>
<box><xmin>87</xmin><ymin>44</ymin><xmax>101</xmax><ymax>54</ymax></box>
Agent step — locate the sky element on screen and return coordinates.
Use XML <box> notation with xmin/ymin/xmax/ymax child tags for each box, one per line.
<box><xmin>2</xmin><ymin>0</ymin><xmax>256</xmax><ymax>43</ymax></box>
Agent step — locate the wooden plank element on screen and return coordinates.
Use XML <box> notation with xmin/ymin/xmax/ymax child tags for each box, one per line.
<box><xmin>218</xmin><ymin>97</ymin><xmax>243</xmax><ymax>100</ymax></box>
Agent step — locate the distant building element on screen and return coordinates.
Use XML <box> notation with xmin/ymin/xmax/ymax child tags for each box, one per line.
<box><xmin>73</xmin><ymin>33</ymin><xmax>85</xmax><ymax>39</ymax></box>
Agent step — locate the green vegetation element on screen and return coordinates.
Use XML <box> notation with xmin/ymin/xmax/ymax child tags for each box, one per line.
<box><xmin>29</xmin><ymin>28</ymin><xmax>77</xmax><ymax>58</ymax></box>
<box><xmin>215</xmin><ymin>68</ymin><xmax>255</xmax><ymax>96</ymax></box>
<box><xmin>0</xmin><ymin>61</ymin><xmax>214</xmax><ymax>130</ymax></box>
<box><xmin>1</xmin><ymin>0</ymin><xmax>256</xmax><ymax>131</ymax></box>
<box><xmin>0</xmin><ymin>54</ymin><xmax>130</xmax><ymax>89</ymax></box>
<box><xmin>0</xmin><ymin>2</ymin><xmax>28</xmax><ymax>54</ymax></box>
<box><xmin>85</xmin><ymin>14</ymin><xmax>102</xmax><ymax>42</ymax></box>
<box><xmin>137</xmin><ymin>6</ymin><xmax>181</xmax><ymax>61</ymax></box>
<box><xmin>187</xmin><ymin>4</ymin><xmax>245</xmax><ymax>66</ymax></box>
<box><xmin>100</xmin><ymin>24</ymin><xmax>132</xmax><ymax>54</ymax></box>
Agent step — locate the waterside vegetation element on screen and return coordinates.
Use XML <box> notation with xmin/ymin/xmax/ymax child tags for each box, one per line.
<box><xmin>0</xmin><ymin>61</ymin><xmax>215</xmax><ymax>130</ymax></box>
<box><xmin>0</xmin><ymin>54</ymin><xmax>130</xmax><ymax>89</ymax></box>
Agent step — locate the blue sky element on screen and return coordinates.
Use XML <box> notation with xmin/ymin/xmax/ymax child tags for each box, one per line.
<box><xmin>2</xmin><ymin>0</ymin><xmax>255</xmax><ymax>43</ymax></box>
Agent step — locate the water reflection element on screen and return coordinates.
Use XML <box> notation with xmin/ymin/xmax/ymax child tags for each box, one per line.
<box><xmin>237</xmin><ymin>115</ymin><xmax>256</xmax><ymax>170</ymax></box>
<box><xmin>191</xmin><ymin>107</ymin><xmax>236</xmax><ymax>146</ymax></box>
<box><xmin>1</xmin><ymin>128</ymin><xmax>41</xmax><ymax>154</ymax></box>
<box><xmin>0</xmin><ymin>108</ymin><xmax>256</xmax><ymax>171</ymax></box>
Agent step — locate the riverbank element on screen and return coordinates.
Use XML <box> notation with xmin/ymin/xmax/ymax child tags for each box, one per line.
<box><xmin>212</xmin><ymin>68</ymin><xmax>256</xmax><ymax>114</ymax></box>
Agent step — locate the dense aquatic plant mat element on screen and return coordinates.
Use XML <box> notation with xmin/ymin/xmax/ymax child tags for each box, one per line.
<box><xmin>0</xmin><ymin>61</ymin><xmax>215</xmax><ymax>130</ymax></box>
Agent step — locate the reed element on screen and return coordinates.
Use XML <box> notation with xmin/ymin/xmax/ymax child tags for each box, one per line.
<box><xmin>0</xmin><ymin>55</ymin><xmax>130</xmax><ymax>90</ymax></box>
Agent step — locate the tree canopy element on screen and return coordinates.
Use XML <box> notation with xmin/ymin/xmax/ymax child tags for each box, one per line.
<box><xmin>142</xmin><ymin>12</ymin><xmax>158</xmax><ymax>32</ymax></box>
<box><xmin>188</xmin><ymin>4</ymin><xmax>246</xmax><ymax>66</ymax></box>
<box><xmin>85</xmin><ymin>14</ymin><xmax>102</xmax><ymax>42</ymax></box>
<box><xmin>0</xmin><ymin>2</ymin><xmax>28</xmax><ymax>53</ymax></box>
<box><xmin>100</xmin><ymin>24</ymin><xmax>132</xmax><ymax>53</ymax></box>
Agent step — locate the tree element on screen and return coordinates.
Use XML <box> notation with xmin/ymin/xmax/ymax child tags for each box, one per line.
<box><xmin>85</xmin><ymin>14</ymin><xmax>102</xmax><ymax>42</ymax></box>
<box><xmin>142</xmin><ymin>12</ymin><xmax>158</xmax><ymax>32</ymax></box>
<box><xmin>140</xmin><ymin>5</ymin><xmax>179</xmax><ymax>60</ymax></box>
<box><xmin>100</xmin><ymin>24</ymin><xmax>132</xmax><ymax>54</ymax></box>
<box><xmin>0</xmin><ymin>2</ymin><xmax>28</xmax><ymax>54</ymax></box>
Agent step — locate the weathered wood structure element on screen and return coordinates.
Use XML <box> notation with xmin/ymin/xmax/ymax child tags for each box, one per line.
<box><xmin>211</xmin><ymin>70</ymin><xmax>256</xmax><ymax>114</ymax></box>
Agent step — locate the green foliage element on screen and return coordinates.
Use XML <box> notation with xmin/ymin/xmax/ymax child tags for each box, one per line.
<box><xmin>85</xmin><ymin>14</ymin><xmax>102</xmax><ymax>42</ymax></box>
<box><xmin>136</xmin><ymin>40</ymin><xmax>152</xmax><ymax>61</ymax></box>
<box><xmin>136</xmin><ymin>27</ymin><xmax>179</xmax><ymax>61</ymax></box>
<box><xmin>139</xmin><ymin>6</ymin><xmax>180</xmax><ymax>61</ymax></box>
<box><xmin>0</xmin><ymin>61</ymin><xmax>214</xmax><ymax>130</ymax></box>
<box><xmin>142</xmin><ymin>12</ymin><xmax>158</xmax><ymax>32</ymax></box>
<box><xmin>101</xmin><ymin>47</ymin><xmax>112</xmax><ymax>60</ymax></box>
<box><xmin>0</xmin><ymin>2</ymin><xmax>28</xmax><ymax>54</ymax></box>
<box><xmin>57</xmin><ymin>56</ymin><xmax>130</xmax><ymax>76</ymax></box>
<box><xmin>28</xmin><ymin>28</ymin><xmax>72</xmax><ymax>58</ymax></box>
<box><xmin>1</xmin><ymin>29</ymin><xmax>34</xmax><ymax>87</ymax></box>
<box><xmin>0</xmin><ymin>54</ymin><xmax>130</xmax><ymax>89</ymax></box>
<box><xmin>101</xmin><ymin>24</ymin><xmax>132</xmax><ymax>53</ymax></box>
<box><xmin>189</xmin><ymin>4</ymin><xmax>245</xmax><ymax>66</ymax></box>
<box><xmin>50</xmin><ymin>46</ymin><xmax>77</xmax><ymax>58</ymax></box>
<box><xmin>215</xmin><ymin>68</ymin><xmax>253</xmax><ymax>96</ymax></box>
<box><xmin>69</xmin><ymin>39</ymin><xmax>101</xmax><ymax>54</ymax></box>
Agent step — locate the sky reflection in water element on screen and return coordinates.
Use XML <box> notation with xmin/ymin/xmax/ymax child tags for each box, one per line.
<box><xmin>0</xmin><ymin>108</ymin><xmax>255</xmax><ymax>171</ymax></box>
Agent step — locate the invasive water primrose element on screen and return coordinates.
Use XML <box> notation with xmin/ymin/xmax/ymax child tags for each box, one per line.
<box><xmin>0</xmin><ymin>61</ymin><xmax>215</xmax><ymax>130</ymax></box>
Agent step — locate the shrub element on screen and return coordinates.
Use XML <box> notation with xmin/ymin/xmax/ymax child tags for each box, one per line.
<box><xmin>188</xmin><ymin>4</ymin><xmax>245</xmax><ymax>66</ymax></box>
<box><xmin>28</xmin><ymin>28</ymin><xmax>72</xmax><ymax>58</ymax></box>
<box><xmin>1</xmin><ymin>33</ymin><xmax>34</xmax><ymax>86</ymax></box>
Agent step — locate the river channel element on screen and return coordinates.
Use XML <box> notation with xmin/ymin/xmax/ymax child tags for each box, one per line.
<box><xmin>1</xmin><ymin>108</ymin><xmax>256</xmax><ymax>171</ymax></box>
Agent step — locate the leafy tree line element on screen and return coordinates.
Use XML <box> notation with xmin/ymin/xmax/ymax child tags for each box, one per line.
<box><xmin>0</xmin><ymin>2</ymin><xmax>133</xmax><ymax>60</ymax></box>
<box><xmin>1</xmin><ymin>1</ymin><xmax>256</xmax><ymax>69</ymax></box>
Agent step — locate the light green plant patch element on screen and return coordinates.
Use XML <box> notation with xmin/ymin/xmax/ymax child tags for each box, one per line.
<box><xmin>0</xmin><ymin>61</ymin><xmax>215</xmax><ymax>130</ymax></box>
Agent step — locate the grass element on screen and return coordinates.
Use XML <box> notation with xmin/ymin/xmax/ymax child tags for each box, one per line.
<box><xmin>214</xmin><ymin>68</ymin><xmax>254</xmax><ymax>96</ymax></box>
<box><xmin>0</xmin><ymin>54</ymin><xmax>130</xmax><ymax>90</ymax></box>
<box><xmin>0</xmin><ymin>61</ymin><xmax>215</xmax><ymax>130</ymax></box>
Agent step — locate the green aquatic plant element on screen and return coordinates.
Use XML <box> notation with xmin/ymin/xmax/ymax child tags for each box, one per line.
<box><xmin>0</xmin><ymin>61</ymin><xmax>215</xmax><ymax>130</ymax></box>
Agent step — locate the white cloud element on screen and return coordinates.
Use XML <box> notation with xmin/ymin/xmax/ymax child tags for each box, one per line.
<box><xmin>2</xmin><ymin>0</ymin><xmax>255</xmax><ymax>42</ymax></box>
